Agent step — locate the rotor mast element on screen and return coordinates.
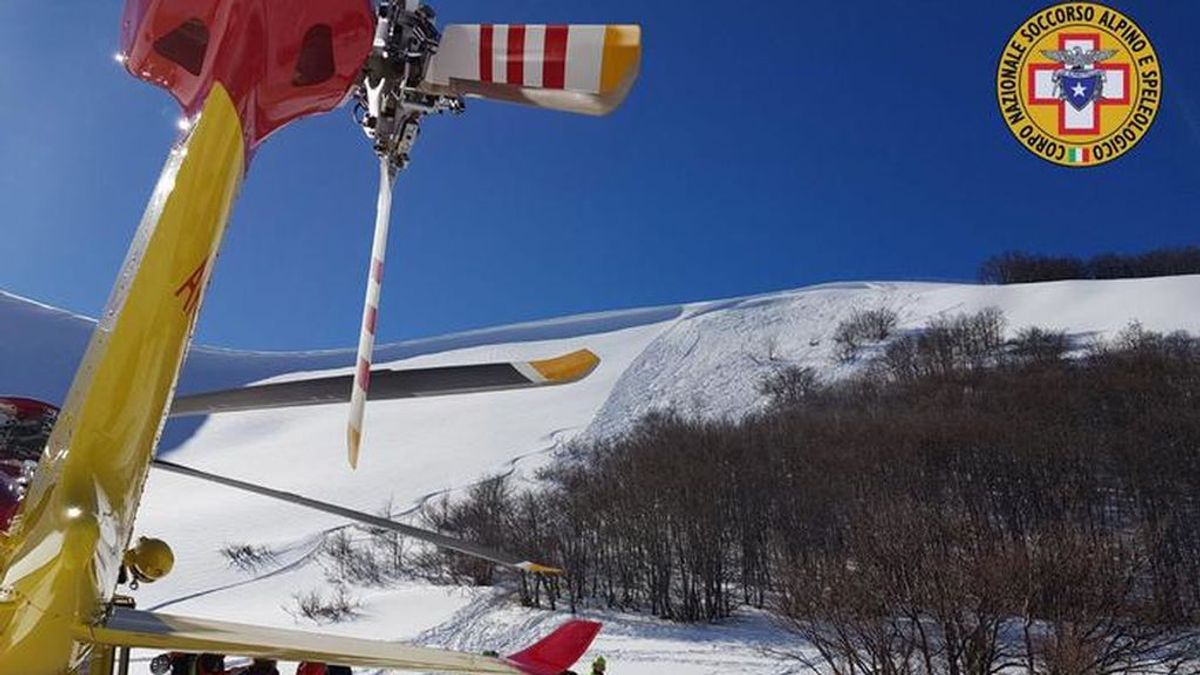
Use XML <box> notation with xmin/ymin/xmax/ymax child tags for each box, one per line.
<box><xmin>346</xmin><ymin>0</ymin><xmax>463</xmax><ymax>468</ymax></box>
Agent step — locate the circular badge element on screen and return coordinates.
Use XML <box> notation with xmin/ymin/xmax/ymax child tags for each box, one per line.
<box><xmin>996</xmin><ymin>3</ymin><xmax>1161</xmax><ymax>167</ymax></box>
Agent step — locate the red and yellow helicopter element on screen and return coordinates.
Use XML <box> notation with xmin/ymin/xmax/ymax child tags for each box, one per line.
<box><xmin>0</xmin><ymin>0</ymin><xmax>640</xmax><ymax>672</ymax></box>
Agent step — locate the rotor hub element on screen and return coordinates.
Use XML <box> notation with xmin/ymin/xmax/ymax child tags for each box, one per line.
<box><xmin>355</xmin><ymin>0</ymin><xmax>463</xmax><ymax>173</ymax></box>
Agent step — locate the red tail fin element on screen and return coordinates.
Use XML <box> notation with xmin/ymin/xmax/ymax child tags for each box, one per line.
<box><xmin>504</xmin><ymin>620</ymin><xmax>602</xmax><ymax>675</ymax></box>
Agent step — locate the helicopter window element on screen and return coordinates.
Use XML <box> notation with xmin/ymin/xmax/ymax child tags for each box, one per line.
<box><xmin>0</xmin><ymin>399</ymin><xmax>54</xmax><ymax>532</ymax></box>
<box><xmin>0</xmin><ymin>414</ymin><xmax>51</xmax><ymax>464</ymax></box>
<box><xmin>293</xmin><ymin>24</ymin><xmax>335</xmax><ymax>87</ymax></box>
<box><xmin>0</xmin><ymin>474</ymin><xmax>20</xmax><ymax>533</ymax></box>
<box><xmin>153</xmin><ymin>18</ymin><xmax>210</xmax><ymax>77</ymax></box>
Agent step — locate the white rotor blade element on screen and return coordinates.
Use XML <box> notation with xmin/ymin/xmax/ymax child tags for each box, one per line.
<box><xmin>348</xmin><ymin>157</ymin><xmax>395</xmax><ymax>469</ymax></box>
<box><xmin>152</xmin><ymin>459</ymin><xmax>563</xmax><ymax>575</ymax></box>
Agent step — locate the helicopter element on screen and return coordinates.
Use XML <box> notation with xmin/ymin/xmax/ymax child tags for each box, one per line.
<box><xmin>0</xmin><ymin>0</ymin><xmax>640</xmax><ymax>672</ymax></box>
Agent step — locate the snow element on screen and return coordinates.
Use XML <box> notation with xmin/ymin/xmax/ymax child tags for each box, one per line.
<box><xmin>4</xmin><ymin>274</ymin><xmax>1200</xmax><ymax>674</ymax></box>
<box><xmin>586</xmin><ymin>277</ymin><xmax>1200</xmax><ymax>439</ymax></box>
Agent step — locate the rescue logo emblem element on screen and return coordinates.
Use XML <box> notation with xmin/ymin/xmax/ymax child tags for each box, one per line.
<box><xmin>996</xmin><ymin>3</ymin><xmax>1161</xmax><ymax>167</ymax></box>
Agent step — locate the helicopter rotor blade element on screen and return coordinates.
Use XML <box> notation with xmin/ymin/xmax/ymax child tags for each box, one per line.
<box><xmin>168</xmin><ymin>349</ymin><xmax>601</xmax><ymax>418</ymax></box>
<box><xmin>421</xmin><ymin>24</ymin><xmax>641</xmax><ymax>116</ymax></box>
<box><xmin>348</xmin><ymin>157</ymin><xmax>397</xmax><ymax>469</ymax></box>
<box><xmin>152</xmin><ymin>458</ymin><xmax>563</xmax><ymax>575</ymax></box>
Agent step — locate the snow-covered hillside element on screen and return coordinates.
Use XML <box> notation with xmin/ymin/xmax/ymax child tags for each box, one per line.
<box><xmin>3</xmin><ymin>275</ymin><xmax>1200</xmax><ymax>674</ymax></box>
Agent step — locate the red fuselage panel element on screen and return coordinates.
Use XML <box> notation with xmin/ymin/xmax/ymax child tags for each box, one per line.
<box><xmin>120</xmin><ymin>0</ymin><xmax>375</xmax><ymax>150</ymax></box>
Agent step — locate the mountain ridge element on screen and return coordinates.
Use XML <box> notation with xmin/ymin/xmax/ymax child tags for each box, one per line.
<box><xmin>4</xmin><ymin>275</ymin><xmax>1200</xmax><ymax>673</ymax></box>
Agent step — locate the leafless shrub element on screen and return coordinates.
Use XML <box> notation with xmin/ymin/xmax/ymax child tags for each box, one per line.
<box><xmin>833</xmin><ymin>307</ymin><xmax>899</xmax><ymax>363</ymax></box>
<box><xmin>218</xmin><ymin>543</ymin><xmax>277</xmax><ymax>572</ymax></box>
<box><xmin>1009</xmin><ymin>327</ymin><xmax>1070</xmax><ymax>364</ymax></box>
<box><xmin>1018</xmin><ymin>529</ymin><xmax>1200</xmax><ymax>675</ymax></box>
<box><xmin>760</xmin><ymin>365</ymin><xmax>820</xmax><ymax>409</ymax></box>
<box><xmin>418</xmin><ymin>476</ymin><xmax>515</xmax><ymax>587</ymax></box>
<box><xmin>363</xmin><ymin>497</ymin><xmax>409</xmax><ymax>578</ymax></box>
<box><xmin>879</xmin><ymin>307</ymin><xmax>1005</xmax><ymax>380</ymax></box>
<box><xmin>323</xmin><ymin>530</ymin><xmax>387</xmax><ymax>586</ymax></box>
<box><xmin>776</xmin><ymin>499</ymin><xmax>1025</xmax><ymax>675</ymax></box>
<box><xmin>286</xmin><ymin>584</ymin><xmax>361</xmax><ymax>624</ymax></box>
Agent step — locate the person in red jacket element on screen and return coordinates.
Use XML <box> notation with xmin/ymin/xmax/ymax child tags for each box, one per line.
<box><xmin>295</xmin><ymin>664</ymin><xmax>351</xmax><ymax>675</ymax></box>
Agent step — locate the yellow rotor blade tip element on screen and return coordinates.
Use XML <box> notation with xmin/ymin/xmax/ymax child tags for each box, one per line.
<box><xmin>530</xmin><ymin>349</ymin><xmax>600</xmax><ymax>383</ymax></box>
<box><xmin>519</xmin><ymin>561</ymin><xmax>566</xmax><ymax>576</ymax></box>
<box><xmin>347</xmin><ymin>426</ymin><xmax>361</xmax><ymax>469</ymax></box>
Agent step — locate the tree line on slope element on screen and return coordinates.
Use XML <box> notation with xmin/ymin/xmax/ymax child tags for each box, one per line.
<box><xmin>420</xmin><ymin>309</ymin><xmax>1200</xmax><ymax>673</ymax></box>
<box><xmin>978</xmin><ymin>245</ymin><xmax>1200</xmax><ymax>284</ymax></box>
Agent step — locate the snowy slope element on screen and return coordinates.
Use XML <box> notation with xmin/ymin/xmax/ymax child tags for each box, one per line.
<box><xmin>3</xmin><ymin>275</ymin><xmax>1200</xmax><ymax>674</ymax></box>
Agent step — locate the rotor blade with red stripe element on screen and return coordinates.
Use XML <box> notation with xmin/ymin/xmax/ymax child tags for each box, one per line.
<box><xmin>347</xmin><ymin>158</ymin><xmax>396</xmax><ymax>469</ymax></box>
<box><xmin>422</xmin><ymin>24</ymin><xmax>641</xmax><ymax>116</ymax></box>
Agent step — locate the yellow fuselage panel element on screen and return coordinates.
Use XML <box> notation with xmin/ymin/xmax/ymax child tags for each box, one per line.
<box><xmin>0</xmin><ymin>85</ymin><xmax>245</xmax><ymax>673</ymax></box>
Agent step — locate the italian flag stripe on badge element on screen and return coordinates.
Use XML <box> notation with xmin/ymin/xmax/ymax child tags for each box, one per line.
<box><xmin>1068</xmin><ymin>147</ymin><xmax>1090</xmax><ymax>164</ymax></box>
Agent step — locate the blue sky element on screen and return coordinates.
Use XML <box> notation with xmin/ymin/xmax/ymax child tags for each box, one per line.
<box><xmin>1</xmin><ymin>2</ymin><xmax>1198</xmax><ymax>350</ymax></box>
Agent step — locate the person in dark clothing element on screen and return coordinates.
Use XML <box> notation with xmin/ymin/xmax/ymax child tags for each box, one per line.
<box><xmin>241</xmin><ymin>659</ymin><xmax>280</xmax><ymax>675</ymax></box>
<box><xmin>168</xmin><ymin>653</ymin><xmax>193</xmax><ymax>675</ymax></box>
